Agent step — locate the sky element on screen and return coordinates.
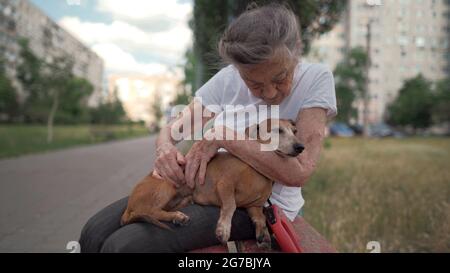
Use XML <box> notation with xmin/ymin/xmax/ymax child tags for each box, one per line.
<box><xmin>29</xmin><ymin>0</ymin><xmax>193</xmax><ymax>77</ymax></box>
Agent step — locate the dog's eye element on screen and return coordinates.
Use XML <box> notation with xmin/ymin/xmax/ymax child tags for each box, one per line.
<box><xmin>278</xmin><ymin>128</ymin><xmax>283</xmax><ymax>134</ymax></box>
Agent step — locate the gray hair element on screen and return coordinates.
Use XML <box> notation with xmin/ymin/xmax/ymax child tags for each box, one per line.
<box><xmin>218</xmin><ymin>3</ymin><xmax>302</xmax><ymax>66</ymax></box>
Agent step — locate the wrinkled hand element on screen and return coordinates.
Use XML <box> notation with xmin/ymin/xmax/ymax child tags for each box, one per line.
<box><xmin>184</xmin><ymin>136</ymin><xmax>220</xmax><ymax>189</ymax></box>
<box><xmin>152</xmin><ymin>142</ymin><xmax>186</xmax><ymax>187</ymax></box>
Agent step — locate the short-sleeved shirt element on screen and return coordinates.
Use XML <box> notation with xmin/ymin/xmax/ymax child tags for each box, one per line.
<box><xmin>194</xmin><ymin>61</ymin><xmax>337</xmax><ymax>220</ymax></box>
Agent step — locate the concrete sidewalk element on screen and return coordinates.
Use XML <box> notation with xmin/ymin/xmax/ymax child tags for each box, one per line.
<box><xmin>0</xmin><ymin>136</ymin><xmax>156</xmax><ymax>252</ymax></box>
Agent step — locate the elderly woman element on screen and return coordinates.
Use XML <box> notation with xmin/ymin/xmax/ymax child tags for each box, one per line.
<box><xmin>79</xmin><ymin>3</ymin><xmax>336</xmax><ymax>253</ymax></box>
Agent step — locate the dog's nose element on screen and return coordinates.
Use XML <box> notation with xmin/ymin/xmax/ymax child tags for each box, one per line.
<box><xmin>293</xmin><ymin>143</ymin><xmax>304</xmax><ymax>154</ymax></box>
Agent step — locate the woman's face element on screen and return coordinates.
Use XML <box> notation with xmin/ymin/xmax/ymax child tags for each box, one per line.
<box><xmin>238</xmin><ymin>50</ymin><xmax>297</xmax><ymax>105</ymax></box>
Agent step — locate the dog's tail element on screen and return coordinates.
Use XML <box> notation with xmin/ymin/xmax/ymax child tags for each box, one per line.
<box><xmin>121</xmin><ymin>210</ymin><xmax>172</xmax><ymax>231</ymax></box>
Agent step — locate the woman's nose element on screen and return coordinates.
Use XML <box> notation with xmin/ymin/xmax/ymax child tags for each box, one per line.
<box><xmin>262</xmin><ymin>85</ymin><xmax>277</xmax><ymax>100</ymax></box>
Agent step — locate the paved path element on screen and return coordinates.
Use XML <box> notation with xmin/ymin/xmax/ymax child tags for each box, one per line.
<box><xmin>0</xmin><ymin>136</ymin><xmax>156</xmax><ymax>252</ymax></box>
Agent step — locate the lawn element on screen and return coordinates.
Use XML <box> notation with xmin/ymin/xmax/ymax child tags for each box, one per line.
<box><xmin>303</xmin><ymin>137</ymin><xmax>450</xmax><ymax>252</ymax></box>
<box><xmin>0</xmin><ymin>124</ymin><xmax>151</xmax><ymax>159</ymax></box>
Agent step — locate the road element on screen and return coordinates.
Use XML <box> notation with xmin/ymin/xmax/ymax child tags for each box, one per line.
<box><xmin>0</xmin><ymin>136</ymin><xmax>156</xmax><ymax>252</ymax></box>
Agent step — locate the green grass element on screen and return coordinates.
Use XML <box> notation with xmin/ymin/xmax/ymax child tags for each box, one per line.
<box><xmin>303</xmin><ymin>137</ymin><xmax>450</xmax><ymax>252</ymax></box>
<box><xmin>0</xmin><ymin>124</ymin><xmax>151</xmax><ymax>159</ymax></box>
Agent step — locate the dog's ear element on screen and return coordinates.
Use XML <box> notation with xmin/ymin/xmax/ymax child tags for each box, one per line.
<box><xmin>289</xmin><ymin>119</ymin><xmax>296</xmax><ymax>127</ymax></box>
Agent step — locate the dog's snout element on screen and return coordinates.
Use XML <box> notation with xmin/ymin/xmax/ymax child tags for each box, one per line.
<box><xmin>293</xmin><ymin>143</ymin><xmax>304</xmax><ymax>154</ymax></box>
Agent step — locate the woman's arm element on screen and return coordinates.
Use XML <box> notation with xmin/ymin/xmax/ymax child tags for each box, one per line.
<box><xmin>156</xmin><ymin>98</ymin><xmax>215</xmax><ymax>147</ymax></box>
<box><xmin>154</xmin><ymin>98</ymin><xmax>216</xmax><ymax>185</ymax></box>
<box><xmin>215</xmin><ymin>107</ymin><xmax>327</xmax><ymax>187</ymax></box>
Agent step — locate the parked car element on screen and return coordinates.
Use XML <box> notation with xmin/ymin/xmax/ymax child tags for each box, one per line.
<box><xmin>349</xmin><ymin>124</ymin><xmax>364</xmax><ymax>135</ymax></box>
<box><xmin>369</xmin><ymin>123</ymin><xmax>393</xmax><ymax>137</ymax></box>
<box><xmin>329</xmin><ymin>122</ymin><xmax>355</xmax><ymax>137</ymax></box>
<box><xmin>369</xmin><ymin>122</ymin><xmax>405</xmax><ymax>138</ymax></box>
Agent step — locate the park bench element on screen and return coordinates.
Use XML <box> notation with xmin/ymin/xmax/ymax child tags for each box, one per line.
<box><xmin>190</xmin><ymin>216</ymin><xmax>337</xmax><ymax>253</ymax></box>
<box><xmin>179</xmin><ymin>121</ymin><xmax>336</xmax><ymax>253</ymax></box>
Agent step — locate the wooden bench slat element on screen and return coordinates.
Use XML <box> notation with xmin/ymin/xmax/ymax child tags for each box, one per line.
<box><xmin>189</xmin><ymin>216</ymin><xmax>336</xmax><ymax>253</ymax></box>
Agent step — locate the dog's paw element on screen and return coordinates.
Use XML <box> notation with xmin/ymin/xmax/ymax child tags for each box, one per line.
<box><xmin>172</xmin><ymin>211</ymin><xmax>190</xmax><ymax>226</ymax></box>
<box><xmin>256</xmin><ymin>228</ymin><xmax>272</xmax><ymax>250</ymax></box>
<box><xmin>215</xmin><ymin>224</ymin><xmax>231</xmax><ymax>245</ymax></box>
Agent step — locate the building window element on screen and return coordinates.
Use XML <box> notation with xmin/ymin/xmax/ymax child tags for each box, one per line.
<box><xmin>3</xmin><ymin>5</ymin><xmax>12</xmax><ymax>16</ymax></box>
<box><xmin>7</xmin><ymin>20</ymin><xmax>15</xmax><ymax>32</ymax></box>
<box><xmin>442</xmin><ymin>39</ymin><xmax>449</xmax><ymax>49</ymax></box>
<box><xmin>397</xmin><ymin>36</ymin><xmax>409</xmax><ymax>45</ymax></box>
<box><xmin>415</xmin><ymin>37</ymin><xmax>426</xmax><ymax>48</ymax></box>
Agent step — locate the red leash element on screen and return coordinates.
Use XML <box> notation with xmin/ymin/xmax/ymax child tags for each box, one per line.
<box><xmin>264</xmin><ymin>200</ymin><xmax>302</xmax><ymax>253</ymax></box>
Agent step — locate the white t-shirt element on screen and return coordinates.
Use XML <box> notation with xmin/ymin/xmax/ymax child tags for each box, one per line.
<box><xmin>194</xmin><ymin>61</ymin><xmax>337</xmax><ymax>220</ymax></box>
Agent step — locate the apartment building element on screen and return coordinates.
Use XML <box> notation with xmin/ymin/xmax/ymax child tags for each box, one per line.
<box><xmin>0</xmin><ymin>0</ymin><xmax>104</xmax><ymax>106</ymax></box>
<box><xmin>307</xmin><ymin>0</ymin><xmax>450</xmax><ymax>124</ymax></box>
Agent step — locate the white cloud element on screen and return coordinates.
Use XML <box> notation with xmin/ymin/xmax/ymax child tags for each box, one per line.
<box><xmin>92</xmin><ymin>43</ymin><xmax>168</xmax><ymax>75</ymax></box>
<box><xmin>60</xmin><ymin>17</ymin><xmax>148</xmax><ymax>45</ymax></box>
<box><xmin>59</xmin><ymin>16</ymin><xmax>192</xmax><ymax>65</ymax></box>
<box><xmin>58</xmin><ymin>0</ymin><xmax>193</xmax><ymax>76</ymax></box>
<box><xmin>96</xmin><ymin>0</ymin><xmax>191</xmax><ymax>21</ymax></box>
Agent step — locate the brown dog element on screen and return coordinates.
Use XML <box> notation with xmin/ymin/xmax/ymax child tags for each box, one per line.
<box><xmin>121</xmin><ymin>119</ymin><xmax>304</xmax><ymax>247</ymax></box>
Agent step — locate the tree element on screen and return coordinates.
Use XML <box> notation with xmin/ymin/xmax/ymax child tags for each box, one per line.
<box><xmin>56</xmin><ymin>77</ymin><xmax>93</xmax><ymax>124</ymax></box>
<box><xmin>151</xmin><ymin>93</ymin><xmax>163</xmax><ymax>132</ymax></box>
<box><xmin>16</xmin><ymin>39</ymin><xmax>45</xmax><ymax>123</ymax></box>
<box><xmin>333</xmin><ymin>47</ymin><xmax>368</xmax><ymax>123</ymax></box>
<box><xmin>432</xmin><ymin>78</ymin><xmax>450</xmax><ymax>124</ymax></box>
<box><xmin>45</xmin><ymin>56</ymin><xmax>76</xmax><ymax>143</ymax></box>
<box><xmin>16</xmin><ymin>39</ymin><xmax>95</xmax><ymax>142</ymax></box>
<box><xmin>387</xmin><ymin>75</ymin><xmax>434</xmax><ymax>132</ymax></box>
<box><xmin>192</xmin><ymin>0</ymin><xmax>347</xmax><ymax>85</ymax></box>
<box><xmin>173</xmin><ymin>48</ymin><xmax>196</xmax><ymax>105</ymax></box>
<box><xmin>89</xmin><ymin>89</ymin><xmax>126</xmax><ymax>125</ymax></box>
<box><xmin>0</xmin><ymin>59</ymin><xmax>19</xmax><ymax>122</ymax></box>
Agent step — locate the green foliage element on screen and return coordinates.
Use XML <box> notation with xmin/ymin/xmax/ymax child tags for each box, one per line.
<box><xmin>15</xmin><ymin>38</ymin><xmax>125</xmax><ymax>127</ymax></box>
<box><xmin>0</xmin><ymin>124</ymin><xmax>149</xmax><ymax>159</ymax></box>
<box><xmin>89</xmin><ymin>90</ymin><xmax>126</xmax><ymax>125</ymax></box>
<box><xmin>387</xmin><ymin>75</ymin><xmax>434</xmax><ymax>130</ymax></box>
<box><xmin>173</xmin><ymin>90</ymin><xmax>192</xmax><ymax>106</ymax></box>
<box><xmin>181</xmin><ymin>47</ymin><xmax>197</xmax><ymax>96</ymax></box>
<box><xmin>432</xmin><ymin>78</ymin><xmax>450</xmax><ymax>124</ymax></box>
<box><xmin>56</xmin><ymin>77</ymin><xmax>93</xmax><ymax>124</ymax></box>
<box><xmin>17</xmin><ymin>39</ymin><xmax>95</xmax><ymax>125</ymax></box>
<box><xmin>16</xmin><ymin>39</ymin><xmax>43</xmax><ymax>90</ymax></box>
<box><xmin>333</xmin><ymin>47</ymin><xmax>368</xmax><ymax>123</ymax></box>
<box><xmin>151</xmin><ymin>93</ymin><xmax>163</xmax><ymax>131</ymax></box>
<box><xmin>173</xmin><ymin>48</ymin><xmax>196</xmax><ymax>105</ymax></box>
<box><xmin>16</xmin><ymin>39</ymin><xmax>47</xmax><ymax>123</ymax></box>
<box><xmin>285</xmin><ymin>0</ymin><xmax>348</xmax><ymax>53</ymax></box>
<box><xmin>0</xmin><ymin>59</ymin><xmax>19</xmax><ymax>122</ymax></box>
